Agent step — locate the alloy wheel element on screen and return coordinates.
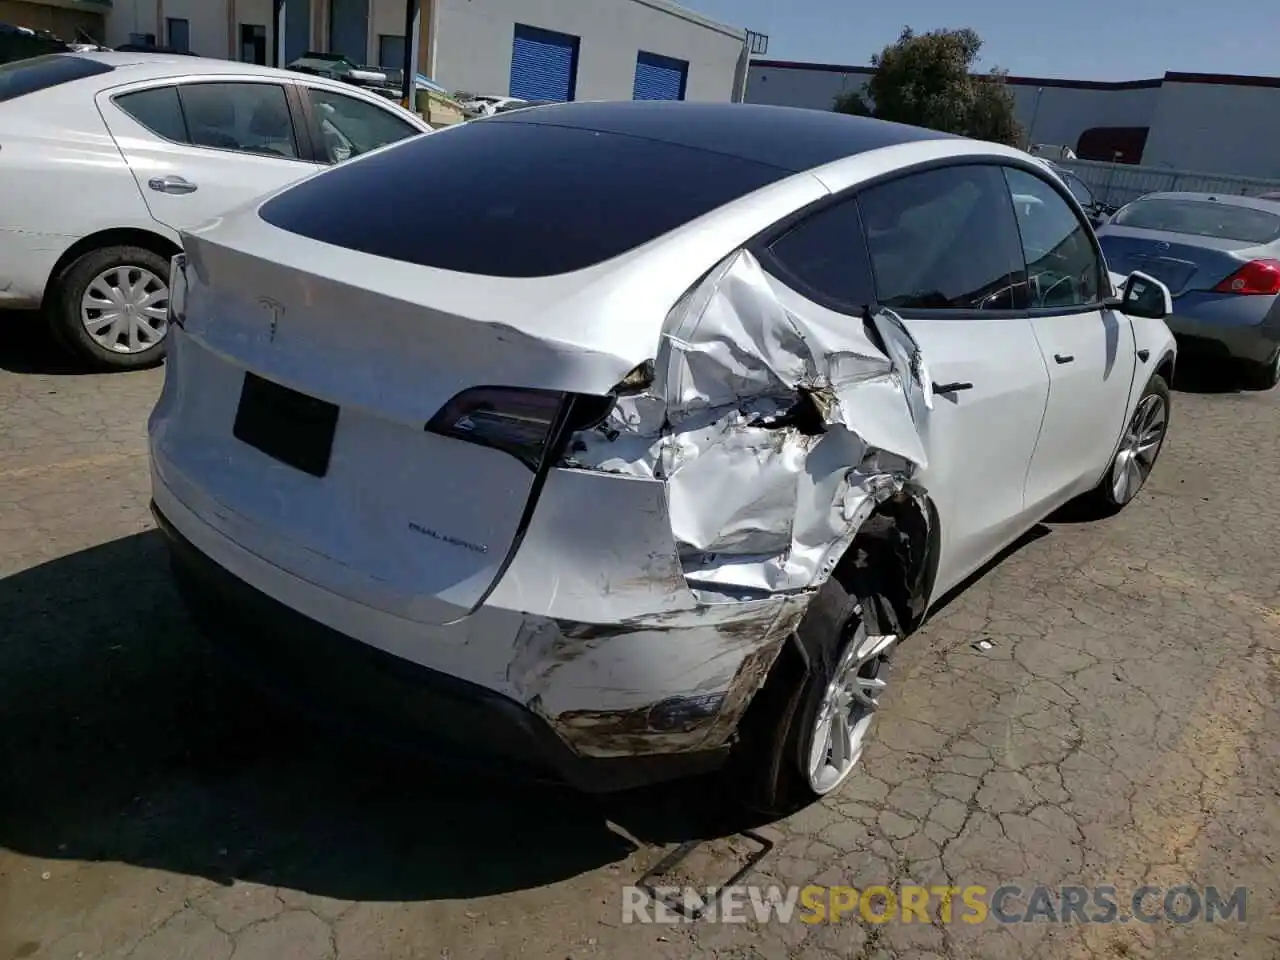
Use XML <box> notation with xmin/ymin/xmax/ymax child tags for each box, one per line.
<box><xmin>81</xmin><ymin>265</ymin><xmax>169</xmax><ymax>354</ymax></box>
<box><xmin>805</xmin><ymin>618</ymin><xmax>897</xmax><ymax>795</ymax></box>
<box><xmin>1111</xmin><ymin>393</ymin><xmax>1167</xmax><ymax>504</ymax></box>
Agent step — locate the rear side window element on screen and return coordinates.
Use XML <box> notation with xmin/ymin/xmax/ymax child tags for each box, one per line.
<box><xmin>115</xmin><ymin>86</ymin><xmax>189</xmax><ymax>143</ymax></box>
<box><xmin>0</xmin><ymin>54</ymin><xmax>113</xmax><ymax>104</ymax></box>
<box><xmin>859</xmin><ymin>164</ymin><xmax>1029</xmax><ymax>311</ymax></box>
<box><xmin>1111</xmin><ymin>198</ymin><xmax>1280</xmax><ymax>244</ymax></box>
<box><xmin>258</xmin><ymin>120</ymin><xmax>790</xmax><ymax>277</ymax></box>
<box><xmin>767</xmin><ymin>200</ymin><xmax>876</xmax><ymax>309</ymax></box>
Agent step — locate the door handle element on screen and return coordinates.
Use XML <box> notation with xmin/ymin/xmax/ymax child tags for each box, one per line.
<box><xmin>932</xmin><ymin>381</ymin><xmax>974</xmax><ymax>394</ymax></box>
<box><xmin>148</xmin><ymin>175</ymin><xmax>198</xmax><ymax>195</ymax></box>
<box><xmin>1054</xmin><ymin>353</ymin><xmax>1075</xmax><ymax>364</ymax></box>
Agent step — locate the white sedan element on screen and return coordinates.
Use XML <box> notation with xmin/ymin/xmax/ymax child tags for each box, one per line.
<box><xmin>150</xmin><ymin>102</ymin><xmax>1176</xmax><ymax>812</ymax></box>
<box><xmin>0</xmin><ymin>51</ymin><xmax>430</xmax><ymax>369</ymax></box>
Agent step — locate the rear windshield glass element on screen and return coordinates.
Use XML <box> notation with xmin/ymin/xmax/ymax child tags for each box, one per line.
<box><xmin>1111</xmin><ymin>198</ymin><xmax>1280</xmax><ymax>244</ymax></box>
<box><xmin>0</xmin><ymin>54</ymin><xmax>113</xmax><ymax>103</ymax></box>
<box><xmin>258</xmin><ymin>120</ymin><xmax>791</xmax><ymax>277</ymax></box>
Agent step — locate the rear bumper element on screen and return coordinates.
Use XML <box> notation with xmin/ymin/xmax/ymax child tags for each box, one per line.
<box><xmin>1165</xmin><ymin>299</ymin><xmax>1280</xmax><ymax>364</ymax></box>
<box><xmin>154</xmin><ymin>501</ymin><xmax>730</xmax><ymax>793</ymax></box>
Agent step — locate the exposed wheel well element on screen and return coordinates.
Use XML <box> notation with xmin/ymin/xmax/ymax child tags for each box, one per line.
<box><xmin>833</xmin><ymin>487</ymin><xmax>939</xmax><ymax>637</ymax></box>
<box><xmin>43</xmin><ymin>228</ymin><xmax>181</xmax><ymax>306</ymax></box>
<box><xmin>1155</xmin><ymin>351</ymin><xmax>1175</xmax><ymax>387</ymax></box>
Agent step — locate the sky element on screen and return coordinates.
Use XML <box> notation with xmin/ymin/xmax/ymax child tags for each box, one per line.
<box><xmin>681</xmin><ymin>0</ymin><xmax>1275</xmax><ymax>82</ymax></box>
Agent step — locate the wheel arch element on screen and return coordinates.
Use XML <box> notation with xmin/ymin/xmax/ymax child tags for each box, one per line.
<box><xmin>1154</xmin><ymin>348</ymin><xmax>1176</xmax><ymax>387</ymax></box>
<box><xmin>44</xmin><ymin>227</ymin><xmax>182</xmax><ymax>305</ymax></box>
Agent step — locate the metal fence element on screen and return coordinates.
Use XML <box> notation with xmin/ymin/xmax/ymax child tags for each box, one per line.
<box><xmin>1057</xmin><ymin>159</ymin><xmax>1280</xmax><ymax>209</ymax></box>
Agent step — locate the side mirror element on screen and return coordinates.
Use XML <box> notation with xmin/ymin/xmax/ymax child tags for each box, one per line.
<box><xmin>1118</xmin><ymin>270</ymin><xmax>1172</xmax><ymax>320</ymax></box>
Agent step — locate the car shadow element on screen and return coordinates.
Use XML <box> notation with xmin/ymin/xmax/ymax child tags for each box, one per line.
<box><xmin>0</xmin><ymin>312</ymin><xmax>88</xmax><ymax>376</ymax></box>
<box><xmin>923</xmin><ymin>523</ymin><xmax>1051</xmax><ymax>621</ymax></box>
<box><xmin>1169</xmin><ymin>355</ymin><xmax>1244</xmax><ymax>395</ymax></box>
<box><xmin>0</xmin><ymin>532</ymin><xmax>766</xmax><ymax>904</ymax></box>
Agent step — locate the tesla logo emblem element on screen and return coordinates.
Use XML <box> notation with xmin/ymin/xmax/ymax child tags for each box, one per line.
<box><xmin>258</xmin><ymin>297</ymin><xmax>284</xmax><ymax>342</ymax></box>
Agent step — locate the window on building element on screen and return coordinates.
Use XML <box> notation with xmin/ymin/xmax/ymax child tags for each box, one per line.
<box><xmin>378</xmin><ymin>34</ymin><xmax>406</xmax><ymax>70</ymax></box>
<box><xmin>166</xmin><ymin>18</ymin><xmax>190</xmax><ymax>54</ymax></box>
<box><xmin>240</xmin><ymin>24</ymin><xmax>267</xmax><ymax>65</ymax></box>
<box><xmin>859</xmin><ymin>164</ymin><xmax>1029</xmax><ymax>311</ymax></box>
<box><xmin>633</xmin><ymin>51</ymin><xmax>688</xmax><ymax>101</ymax></box>
<box><xmin>128</xmin><ymin>32</ymin><xmax>156</xmax><ymax>46</ymax></box>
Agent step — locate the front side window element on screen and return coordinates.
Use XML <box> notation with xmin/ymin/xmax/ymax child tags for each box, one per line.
<box><xmin>305</xmin><ymin>87</ymin><xmax>419</xmax><ymax>163</ymax></box>
<box><xmin>178</xmin><ymin>82</ymin><xmax>299</xmax><ymax>159</ymax></box>
<box><xmin>1003</xmin><ymin>167</ymin><xmax>1102</xmax><ymax>309</ymax></box>
<box><xmin>767</xmin><ymin>199</ymin><xmax>876</xmax><ymax>308</ymax></box>
<box><xmin>859</xmin><ymin>164</ymin><xmax>1029</xmax><ymax>311</ymax></box>
<box><xmin>1060</xmin><ymin>170</ymin><xmax>1095</xmax><ymax>209</ymax></box>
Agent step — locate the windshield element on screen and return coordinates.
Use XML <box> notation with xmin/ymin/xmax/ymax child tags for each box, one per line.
<box><xmin>1111</xmin><ymin>198</ymin><xmax>1280</xmax><ymax>244</ymax></box>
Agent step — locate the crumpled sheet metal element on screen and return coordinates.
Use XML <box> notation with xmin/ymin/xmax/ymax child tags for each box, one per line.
<box><xmin>569</xmin><ymin>249</ymin><xmax>931</xmax><ymax>597</ymax></box>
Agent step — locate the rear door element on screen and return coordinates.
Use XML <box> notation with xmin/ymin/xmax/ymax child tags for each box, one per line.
<box><xmin>1003</xmin><ymin>164</ymin><xmax>1136</xmax><ymax>510</ymax></box>
<box><xmin>763</xmin><ymin>164</ymin><xmax>1052</xmax><ymax>596</ymax></box>
<box><xmin>97</xmin><ymin>77</ymin><xmax>321</xmax><ymax>232</ymax></box>
<box><xmin>856</xmin><ymin>163</ymin><xmax>1052</xmax><ymax>594</ymax></box>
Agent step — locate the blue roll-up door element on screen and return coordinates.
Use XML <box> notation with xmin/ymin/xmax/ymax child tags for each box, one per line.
<box><xmin>509</xmin><ymin>24</ymin><xmax>579</xmax><ymax>101</ymax></box>
<box><xmin>284</xmin><ymin>0</ymin><xmax>310</xmax><ymax>62</ymax></box>
<box><xmin>633</xmin><ymin>51</ymin><xmax>688</xmax><ymax>101</ymax></box>
<box><xmin>329</xmin><ymin>0</ymin><xmax>368</xmax><ymax>64</ymax></box>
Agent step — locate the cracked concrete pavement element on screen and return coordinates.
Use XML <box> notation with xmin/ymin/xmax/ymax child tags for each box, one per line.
<box><xmin>2</xmin><ymin>324</ymin><xmax>1278</xmax><ymax>960</ymax></box>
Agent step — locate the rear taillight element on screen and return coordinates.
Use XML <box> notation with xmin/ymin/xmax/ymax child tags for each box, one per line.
<box><xmin>1212</xmin><ymin>258</ymin><xmax>1280</xmax><ymax>295</ymax></box>
<box><xmin>168</xmin><ymin>253</ymin><xmax>188</xmax><ymax>328</ymax></box>
<box><xmin>426</xmin><ymin>387</ymin><xmax>611</xmax><ymax>470</ymax></box>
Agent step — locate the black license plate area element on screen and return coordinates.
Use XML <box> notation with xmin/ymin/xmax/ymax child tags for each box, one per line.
<box><xmin>233</xmin><ymin>372</ymin><xmax>339</xmax><ymax>478</ymax></box>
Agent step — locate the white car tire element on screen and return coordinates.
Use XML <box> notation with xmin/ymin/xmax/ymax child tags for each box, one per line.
<box><xmin>52</xmin><ymin>245</ymin><xmax>172</xmax><ymax>371</ymax></box>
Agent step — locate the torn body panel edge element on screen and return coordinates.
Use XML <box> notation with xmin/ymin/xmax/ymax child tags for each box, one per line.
<box><xmin>499</xmin><ymin>249</ymin><xmax>938</xmax><ymax>759</ymax></box>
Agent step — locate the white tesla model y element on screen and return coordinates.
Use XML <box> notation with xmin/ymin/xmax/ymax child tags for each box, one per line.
<box><xmin>149</xmin><ymin>102</ymin><xmax>1176</xmax><ymax>812</ymax></box>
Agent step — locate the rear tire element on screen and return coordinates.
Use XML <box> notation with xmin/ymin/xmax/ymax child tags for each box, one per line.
<box><xmin>733</xmin><ymin>522</ymin><xmax>904</xmax><ymax>817</ymax></box>
<box><xmin>1240</xmin><ymin>349</ymin><xmax>1280</xmax><ymax>391</ymax></box>
<box><xmin>50</xmin><ymin>245</ymin><xmax>172</xmax><ymax>371</ymax></box>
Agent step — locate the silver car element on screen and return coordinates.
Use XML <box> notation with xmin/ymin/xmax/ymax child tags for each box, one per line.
<box><xmin>1096</xmin><ymin>192</ymin><xmax>1280</xmax><ymax>388</ymax></box>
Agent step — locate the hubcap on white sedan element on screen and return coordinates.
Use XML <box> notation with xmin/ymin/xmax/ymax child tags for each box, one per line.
<box><xmin>1111</xmin><ymin>393</ymin><xmax>1167</xmax><ymax>504</ymax></box>
<box><xmin>806</xmin><ymin>618</ymin><xmax>898</xmax><ymax>795</ymax></box>
<box><xmin>81</xmin><ymin>265</ymin><xmax>169</xmax><ymax>354</ymax></box>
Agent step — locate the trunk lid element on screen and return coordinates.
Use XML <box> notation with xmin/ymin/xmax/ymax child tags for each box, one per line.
<box><xmin>1098</xmin><ymin>225</ymin><xmax>1265</xmax><ymax>297</ymax></box>
<box><xmin>158</xmin><ymin>229</ymin><xmax>662</xmax><ymax>626</ymax></box>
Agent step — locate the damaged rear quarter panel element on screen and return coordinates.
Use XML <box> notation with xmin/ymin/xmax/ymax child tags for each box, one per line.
<box><xmin>487</xmin><ymin>249</ymin><xmax>938</xmax><ymax>759</ymax></box>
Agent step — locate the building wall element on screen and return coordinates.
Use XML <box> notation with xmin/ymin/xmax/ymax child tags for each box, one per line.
<box><xmin>1142</xmin><ymin>82</ymin><xmax>1280</xmax><ymax>179</ymax></box>
<box><xmin>432</xmin><ymin>0</ymin><xmax>745</xmax><ymax>101</ymax></box>
<box><xmin>155</xmin><ymin>0</ymin><xmax>226</xmax><ymax>55</ymax></box>
<box><xmin>745</xmin><ymin>63</ymin><xmax>871</xmax><ymax>111</ymax></box>
<box><xmin>1007</xmin><ymin>83</ymin><xmax>1160</xmax><ymax>150</ymax></box>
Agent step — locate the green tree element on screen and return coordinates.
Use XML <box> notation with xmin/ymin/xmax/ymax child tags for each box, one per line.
<box><xmin>834</xmin><ymin>27</ymin><xmax>1022</xmax><ymax>146</ymax></box>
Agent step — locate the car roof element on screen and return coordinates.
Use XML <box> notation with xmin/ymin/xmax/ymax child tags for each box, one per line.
<box><xmin>1130</xmin><ymin>191</ymin><xmax>1280</xmax><ymax>212</ymax></box>
<box><xmin>62</xmin><ymin>50</ymin><xmax>339</xmax><ymax>85</ymax></box>
<box><xmin>485</xmin><ymin>100</ymin><xmax>959</xmax><ymax>174</ymax></box>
